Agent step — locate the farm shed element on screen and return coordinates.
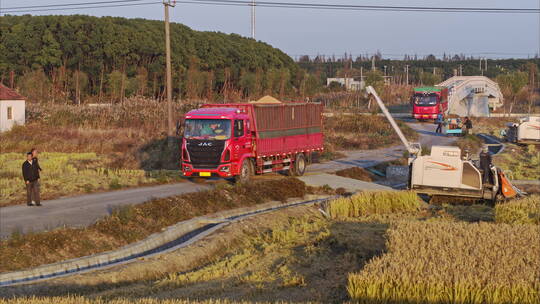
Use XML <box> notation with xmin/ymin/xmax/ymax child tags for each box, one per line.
<box><xmin>0</xmin><ymin>83</ymin><xmax>25</xmax><ymax>132</ymax></box>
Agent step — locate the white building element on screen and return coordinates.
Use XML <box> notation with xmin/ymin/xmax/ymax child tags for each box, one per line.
<box><xmin>0</xmin><ymin>84</ymin><xmax>25</xmax><ymax>132</ymax></box>
<box><xmin>326</xmin><ymin>77</ymin><xmax>364</xmax><ymax>91</ymax></box>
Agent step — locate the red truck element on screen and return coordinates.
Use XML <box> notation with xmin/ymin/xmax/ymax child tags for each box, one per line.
<box><xmin>181</xmin><ymin>101</ymin><xmax>324</xmax><ymax>182</ymax></box>
<box><xmin>411</xmin><ymin>86</ymin><xmax>448</xmax><ymax>120</ymax></box>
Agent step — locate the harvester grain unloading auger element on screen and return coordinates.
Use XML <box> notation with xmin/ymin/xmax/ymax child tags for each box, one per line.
<box><xmin>366</xmin><ymin>86</ymin><xmax>521</xmax><ymax>203</ymax></box>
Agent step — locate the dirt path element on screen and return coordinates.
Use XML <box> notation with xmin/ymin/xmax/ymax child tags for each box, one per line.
<box><xmin>0</xmin><ymin>183</ymin><xmax>208</xmax><ymax>239</ymax></box>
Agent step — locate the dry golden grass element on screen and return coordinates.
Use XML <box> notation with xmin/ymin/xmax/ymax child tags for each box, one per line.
<box><xmin>495</xmin><ymin>195</ymin><xmax>540</xmax><ymax>225</ymax></box>
<box><xmin>348</xmin><ymin>220</ymin><xmax>540</xmax><ymax>304</ymax></box>
<box><xmin>146</xmin><ymin>211</ymin><xmax>387</xmax><ymax>303</ymax></box>
<box><xmin>328</xmin><ymin>191</ymin><xmax>420</xmax><ymax>219</ymax></box>
<box><xmin>0</xmin><ymin>297</ymin><xmax>292</xmax><ymax>304</ymax></box>
<box><xmin>324</xmin><ymin>114</ymin><xmax>418</xmax><ymax>151</ymax></box>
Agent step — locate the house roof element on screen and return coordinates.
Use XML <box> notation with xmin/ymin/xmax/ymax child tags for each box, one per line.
<box><xmin>0</xmin><ymin>83</ymin><xmax>25</xmax><ymax>100</ymax></box>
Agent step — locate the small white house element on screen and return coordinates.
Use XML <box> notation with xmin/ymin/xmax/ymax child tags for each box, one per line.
<box><xmin>0</xmin><ymin>84</ymin><xmax>26</xmax><ymax>132</ymax></box>
<box><xmin>326</xmin><ymin>77</ymin><xmax>364</xmax><ymax>91</ymax></box>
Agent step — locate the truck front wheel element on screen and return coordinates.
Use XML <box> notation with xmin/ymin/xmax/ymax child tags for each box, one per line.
<box><xmin>235</xmin><ymin>158</ymin><xmax>253</xmax><ymax>183</ymax></box>
<box><xmin>293</xmin><ymin>153</ymin><xmax>307</xmax><ymax>176</ymax></box>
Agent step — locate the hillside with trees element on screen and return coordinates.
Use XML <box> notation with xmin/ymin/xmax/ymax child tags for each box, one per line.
<box><xmin>0</xmin><ymin>15</ymin><xmax>303</xmax><ymax>103</ymax></box>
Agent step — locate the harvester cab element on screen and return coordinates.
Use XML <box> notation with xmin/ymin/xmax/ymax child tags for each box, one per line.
<box><xmin>366</xmin><ymin>86</ymin><xmax>520</xmax><ymax>202</ymax></box>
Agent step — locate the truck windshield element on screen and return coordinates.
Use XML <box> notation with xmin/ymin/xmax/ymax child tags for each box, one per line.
<box><xmin>413</xmin><ymin>94</ymin><xmax>438</xmax><ymax>106</ymax></box>
<box><xmin>184</xmin><ymin>119</ymin><xmax>231</xmax><ymax>140</ymax></box>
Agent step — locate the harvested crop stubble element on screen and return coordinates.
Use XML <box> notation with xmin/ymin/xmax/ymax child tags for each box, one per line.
<box><xmin>335</xmin><ymin>167</ymin><xmax>375</xmax><ymax>182</ymax></box>
<box><xmin>348</xmin><ymin>221</ymin><xmax>540</xmax><ymax>304</ymax></box>
<box><xmin>328</xmin><ymin>191</ymin><xmax>420</xmax><ymax>219</ymax></box>
<box><xmin>495</xmin><ymin>195</ymin><xmax>540</xmax><ymax>225</ymax></box>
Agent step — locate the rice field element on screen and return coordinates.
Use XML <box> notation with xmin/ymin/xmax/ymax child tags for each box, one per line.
<box><xmin>328</xmin><ymin>191</ymin><xmax>420</xmax><ymax>219</ymax></box>
<box><xmin>0</xmin><ymin>152</ymin><xmax>181</xmax><ymax>206</ymax></box>
<box><xmin>347</xmin><ymin>220</ymin><xmax>540</xmax><ymax>304</ymax></box>
<box><xmin>495</xmin><ymin>195</ymin><xmax>540</xmax><ymax>225</ymax></box>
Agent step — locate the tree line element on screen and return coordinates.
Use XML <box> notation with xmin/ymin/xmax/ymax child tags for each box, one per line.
<box><xmin>298</xmin><ymin>54</ymin><xmax>540</xmax><ymax>87</ymax></box>
<box><xmin>0</xmin><ymin>15</ymin><xmax>317</xmax><ymax>103</ymax></box>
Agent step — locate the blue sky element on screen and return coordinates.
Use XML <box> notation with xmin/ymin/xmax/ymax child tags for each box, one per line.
<box><xmin>2</xmin><ymin>0</ymin><xmax>539</xmax><ymax>59</ymax></box>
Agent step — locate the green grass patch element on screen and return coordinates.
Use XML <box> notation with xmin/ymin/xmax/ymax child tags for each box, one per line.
<box><xmin>495</xmin><ymin>145</ymin><xmax>540</xmax><ymax>180</ymax></box>
<box><xmin>0</xmin><ymin>152</ymin><xmax>183</xmax><ymax>207</ymax></box>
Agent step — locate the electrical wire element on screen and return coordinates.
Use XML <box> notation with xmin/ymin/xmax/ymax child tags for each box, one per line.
<box><xmin>1</xmin><ymin>1</ymin><xmax>161</xmax><ymax>13</ymax></box>
<box><xmin>2</xmin><ymin>0</ymin><xmax>539</xmax><ymax>14</ymax></box>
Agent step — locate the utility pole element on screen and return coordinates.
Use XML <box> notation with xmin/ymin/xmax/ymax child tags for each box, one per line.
<box><xmin>251</xmin><ymin>0</ymin><xmax>256</xmax><ymax>39</ymax></box>
<box><xmin>163</xmin><ymin>0</ymin><xmax>175</xmax><ymax>144</ymax></box>
<box><xmin>459</xmin><ymin>64</ymin><xmax>463</xmax><ymax>76</ymax></box>
<box><xmin>405</xmin><ymin>65</ymin><xmax>409</xmax><ymax>86</ymax></box>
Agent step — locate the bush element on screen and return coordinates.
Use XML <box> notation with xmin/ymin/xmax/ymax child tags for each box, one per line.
<box><xmin>495</xmin><ymin>195</ymin><xmax>540</xmax><ymax>225</ymax></box>
<box><xmin>328</xmin><ymin>191</ymin><xmax>419</xmax><ymax>219</ymax></box>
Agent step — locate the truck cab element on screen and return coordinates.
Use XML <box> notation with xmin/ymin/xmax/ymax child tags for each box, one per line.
<box><xmin>412</xmin><ymin>86</ymin><xmax>448</xmax><ymax>120</ymax></box>
<box><xmin>181</xmin><ymin>107</ymin><xmax>252</xmax><ymax>179</ymax></box>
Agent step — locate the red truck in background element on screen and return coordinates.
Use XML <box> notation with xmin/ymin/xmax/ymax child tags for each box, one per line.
<box><xmin>181</xmin><ymin>101</ymin><xmax>324</xmax><ymax>182</ymax></box>
<box><xmin>411</xmin><ymin>86</ymin><xmax>448</xmax><ymax>120</ymax></box>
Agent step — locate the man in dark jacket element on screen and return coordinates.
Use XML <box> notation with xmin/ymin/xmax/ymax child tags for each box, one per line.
<box><xmin>479</xmin><ymin>146</ymin><xmax>492</xmax><ymax>185</ymax></box>
<box><xmin>463</xmin><ymin>117</ymin><xmax>473</xmax><ymax>135</ymax></box>
<box><xmin>22</xmin><ymin>152</ymin><xmax>41</xmax><ymax>206</ymax></box>
<box><xmin>31</xmin><ymin>148</ymin><xmax>42</xmax><ymax>176</ymax></box>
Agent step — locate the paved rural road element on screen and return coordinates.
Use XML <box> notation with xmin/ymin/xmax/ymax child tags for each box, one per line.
<box><xmin>0</xmin><ymin>119</ymin><xmax>451</xmax><ymax>239</ymax></box>
<box><xmin>0</xmin><ymin>183</ymin><xmax>208</xmax><ymax>239</ymax></box>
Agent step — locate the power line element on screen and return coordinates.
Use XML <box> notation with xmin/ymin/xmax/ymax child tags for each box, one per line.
<box><xmin>1</xmin><ymin>1</ymin><xmax>161</xmax><ymax>13</ymax></box>
<box><xmin>178</xmin><ymin>0</ymin><xmax>540</xmax><ymax>14</ymax></box>
<box><xmin>3</xmin><ymin>0</ymin><xmax>540</xmax><ymax>14</ymax></box>
<box><xmin>3</xmin><ymin>0</ymin><xmax>152</xmax><ymax>10</ymax></box>
<box><xmin>1</xmin><ymin>3</ymin><xmax>161</xmax><ymax>14</ymax></box>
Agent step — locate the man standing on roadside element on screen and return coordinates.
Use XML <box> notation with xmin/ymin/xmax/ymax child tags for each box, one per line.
<box><xmin>31</xmin><ymin>148</ymin><xmax>42</xmax><ymax>174</ymax></box>
<box><xmin>22</xmin><ymin>152</ymin><xmax>41</xmax><ymax>206</ymax></box>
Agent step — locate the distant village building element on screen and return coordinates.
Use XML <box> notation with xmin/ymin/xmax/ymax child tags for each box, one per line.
<box><xmin>326</xmin><ymin>78</ymin><xmax>364</xmax><ymax>91</ymax></box>
<box><xmin>0</xmin><ymin>84</ymin><xmax>26</xmax><ymax>132</ymax></box>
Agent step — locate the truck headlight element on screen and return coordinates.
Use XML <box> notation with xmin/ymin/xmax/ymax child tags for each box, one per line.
<box><xmin>183</xmin><ymin>165</ymin><xmax>192</xmax><ymax>172</ymax></box>
<box><xmin>219</xmin><ymin>166</ymin><xmax>230</xmax><ymax>172</ymax></box>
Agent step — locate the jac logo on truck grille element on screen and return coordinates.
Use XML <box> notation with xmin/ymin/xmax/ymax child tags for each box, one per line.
<box><xmin>198</xmin><ymin>142</ymin><xmax>213</xmax><ymax>147</ymax></box>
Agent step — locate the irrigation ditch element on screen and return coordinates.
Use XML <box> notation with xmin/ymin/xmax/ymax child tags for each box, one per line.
<box><xmin>0</xmin><ymin>194</ymin><xmax>339</xmax><ymax>287</ymax></box>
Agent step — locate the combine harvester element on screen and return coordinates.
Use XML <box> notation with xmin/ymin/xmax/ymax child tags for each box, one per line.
<box><xmin>504</xmin><ymin>116</ymin><xmax>540</xmax><ymax>145</ymax></box>
<box><xmin>368</xmin><ymin>86</ymin><xmax>519</xmax><ymax>203</ymax></box>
